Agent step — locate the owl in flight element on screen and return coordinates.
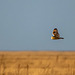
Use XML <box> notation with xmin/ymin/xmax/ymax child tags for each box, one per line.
<box><xmin>51</xmin><ymin>28</ymin><xmax>64</xmax><ymax>40</ymax></box>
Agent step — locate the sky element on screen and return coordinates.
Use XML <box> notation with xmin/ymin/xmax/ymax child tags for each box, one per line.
<box><xmin>0</xmin><ymin>0</ymin><xmax>75</xmax><ymax>51</ymax></box>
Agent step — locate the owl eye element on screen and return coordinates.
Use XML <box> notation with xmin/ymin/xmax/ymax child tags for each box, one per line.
<box><xmin>53</xmin><ymin>32</ymin><xmax>56</xmax><ymax>33</ymax></box>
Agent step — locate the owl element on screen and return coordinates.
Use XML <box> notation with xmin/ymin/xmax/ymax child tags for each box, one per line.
<box><xmin>52</xmin><ymin>28</ymin><xmax>60</xmax><ymax>38</ymax></box>
<box><xmin>51</xmin><ymin>28</ymin><xmax>64</xmax><ymax>40</ymax></box>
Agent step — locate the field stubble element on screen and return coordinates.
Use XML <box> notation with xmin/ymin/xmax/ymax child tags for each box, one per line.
<box><xmin>0</xmin><ymin>51</ymin><xmax>75</xmax><ymax>75</ymax></box>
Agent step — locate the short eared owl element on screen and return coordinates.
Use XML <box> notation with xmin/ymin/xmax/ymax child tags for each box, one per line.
<box><xmin>51</xmin><ymin>28</ymin><xmax>64</xmax><ymax>40</ymax></box>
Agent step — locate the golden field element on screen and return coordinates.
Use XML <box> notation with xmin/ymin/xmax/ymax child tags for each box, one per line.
<box><xmin>0</xmin><ymin>51</ymin><xmax>75</xmax><ymax>75</ymax></box>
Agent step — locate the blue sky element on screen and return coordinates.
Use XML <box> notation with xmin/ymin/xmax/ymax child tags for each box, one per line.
<box><xmin>0</xmin><ymin>0</ymin><xmax>75</xmax><ymax>51</ymax></box>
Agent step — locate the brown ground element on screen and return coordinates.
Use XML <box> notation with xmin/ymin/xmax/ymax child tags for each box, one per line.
<box><xmin>0</xmin><ymin>51</ymin><xmax>75</xmax><ymax>75</ymax></box>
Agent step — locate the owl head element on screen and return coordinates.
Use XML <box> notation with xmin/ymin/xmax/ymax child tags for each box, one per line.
<box><xmin>53</xmin><ymin>28</ymin><xmax>59</xmax><ymax>36</ymax></box>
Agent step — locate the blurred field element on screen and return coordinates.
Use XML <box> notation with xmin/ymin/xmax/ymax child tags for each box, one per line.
<box><xmin>0</xmin><ymin>51</ymin><xmax>75</xmax><ymax>75</ymax></box>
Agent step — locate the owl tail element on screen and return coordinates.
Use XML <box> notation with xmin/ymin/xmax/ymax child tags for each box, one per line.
<box><xmin>59</xmin><ymin>37</ymin><xmax>64</xmax><ymax>39</ymax></box>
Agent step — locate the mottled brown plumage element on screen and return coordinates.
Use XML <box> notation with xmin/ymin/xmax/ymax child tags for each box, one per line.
<box><xmin>52</xmin><ymin>28</ymin><xmax>60</xmax><ymax>38</ymax></box>
<box><xmin>51</xmin><ymin>28</ymin><xmax>64</xmax><ymax>40</ymax></box>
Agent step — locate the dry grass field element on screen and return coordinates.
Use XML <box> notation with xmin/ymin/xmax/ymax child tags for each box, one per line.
<box><xmin>0</xmin><ymin>51</ymin><xmax>75</xmax><ymax>75</ymax></box>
